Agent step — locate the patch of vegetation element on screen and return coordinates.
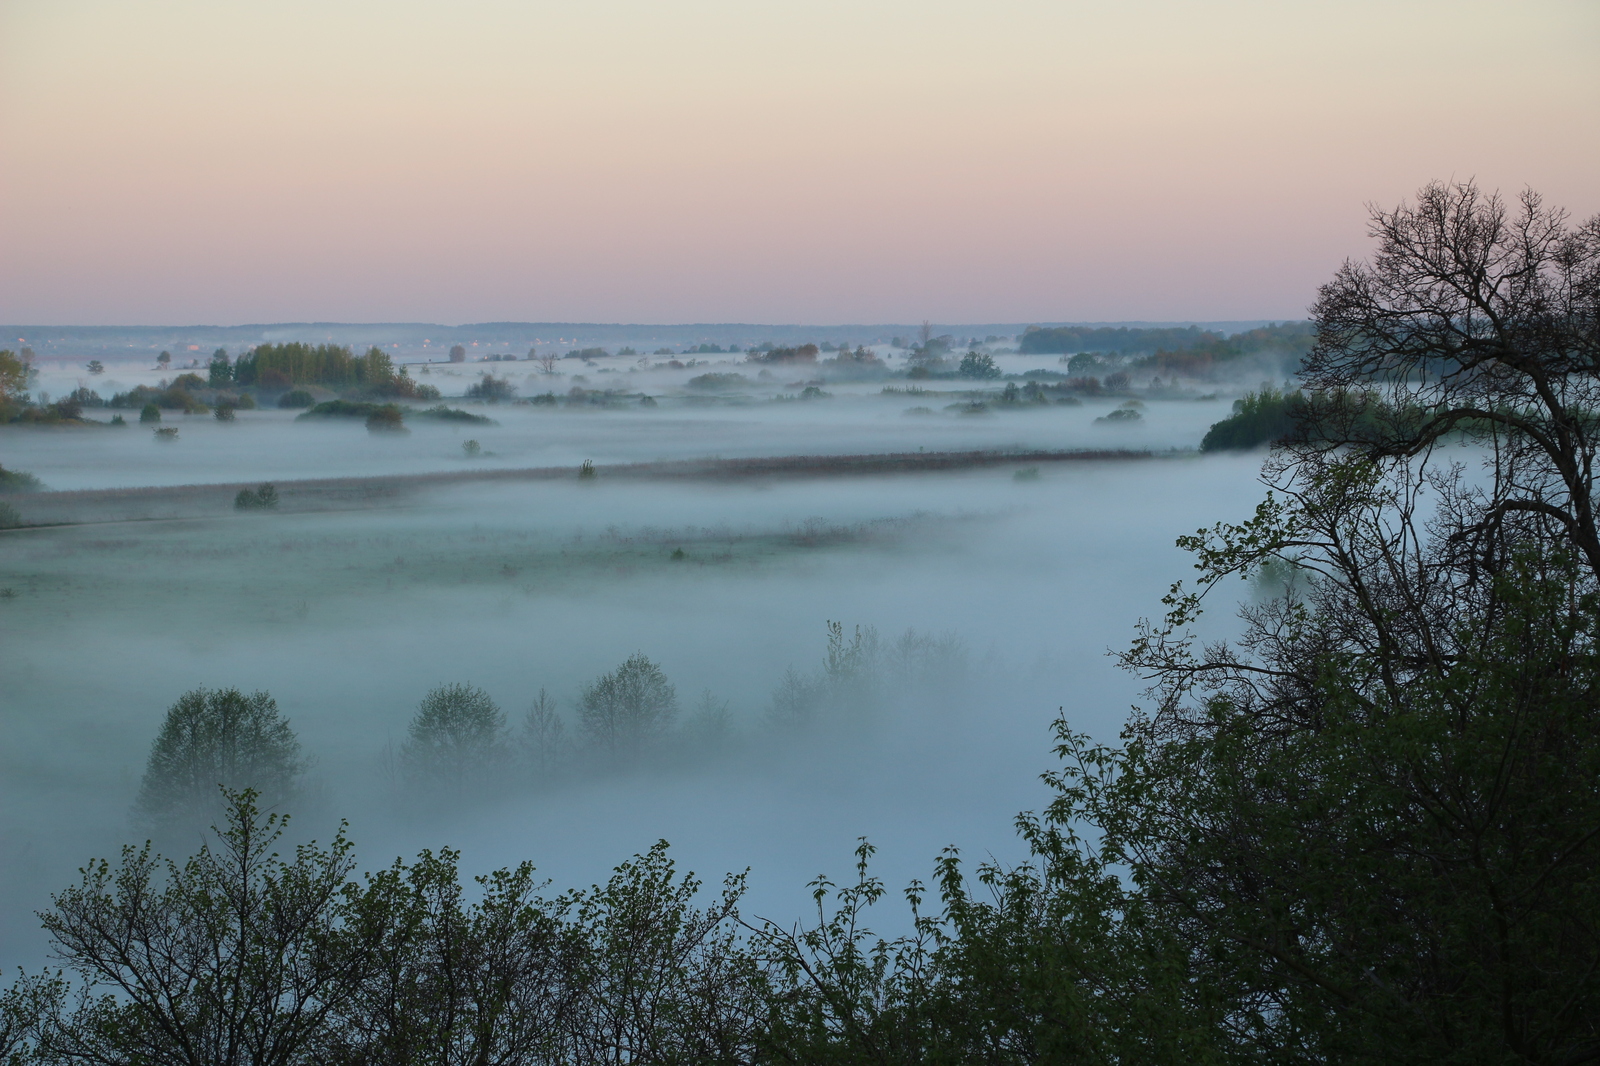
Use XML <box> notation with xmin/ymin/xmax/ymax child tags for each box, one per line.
<box><xmin>1200</xmin><ymin>386</ymin><xmax>1304</xmax><ymax>451</ymax></box>
<box><xmin>465</xmin><ymin>373</ymin><xmax>516</xmax><ymax>401</ymax></box>
<box><xmin>417</xmin><ymin>404</ymin><xmax>496</xmax><ymax>424</ymax></box>
<box><xmin>232</xmin><ymin>342</ymin><xmax>395</xmax><ymax>389</ymax></box>
<box><xmin>365</xmin><ymin>404</ymin><xmax>407</xmax><ymax>433</ymax></box>
<box><xmin>234</xmin><ymin>484</ymin><xmax>279</xmax><ymax>510</ymax></box>
<box><xmin>110</xmin><ymin>383</ymin><xmax>209</xmax><ymax>414</ymax></box>
<box><xmin>0</xmin><ymin>465</ymin><xmax>44</xmax><ymax>493</ymax></box>
<box><xmin>745</xmin><ymin>344</ymin><xmax>818</xmax><ymax>364</ymax></box>
<box><xmin>296</xmin><ymin>400</ymin><xmax>383</xmax><ymax>419</ymax></box>
<box><xmin>1093</xmin><ymin>406</ymin><xmax>1143</xmax><ymax>425</ymax></box>
<box><xmin>0</xmin><ymin>501</ymin><xmax>23</xmax><ymax>529</ymax></box>
<box><xmin>687</xmin><ymin>372</ymin><xmax>748</xmax><ymax>390</ymax></box>
<box><xmin>277</xmin><ymin>389</ymin><xmax>315</xmax><ymax>409</ymax></box>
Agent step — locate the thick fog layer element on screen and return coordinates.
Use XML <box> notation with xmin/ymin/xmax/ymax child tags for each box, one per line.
<box><xmin>0</xmin><ymin>346</ymin><xmax>1279</xmax><ymax>972</ymax></box>
<box><xmin>0</xmin><ymin>453</ymin><xmax>1269</xmax><ymax>969</ymax></box>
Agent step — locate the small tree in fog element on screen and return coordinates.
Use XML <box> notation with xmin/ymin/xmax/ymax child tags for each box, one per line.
<box><xmin>683</xmin><ymin>689</ymin><xmax>733</xmax><ymax>753</ymax></box>
<box><xmin>579</xmin><ymin>654</ymin><xmax>677</xmax><ymax>758</ymax></box>
<box><xmin>521</xmin><ymin>688</ymin><xmax>568</xmax><ymax>781</ymax></box>
<box><xmin>402</xmin><ymin>683</ymin><xmax>506</xmax><ymax>796</ymax></box>
<box><xmin>769</xmin><ymin>621</ymin><xmax>879</xmax><ymax>730</ymax></box>
<box><xmin>135</xmin><ymin>687</ymin><xmax>305</xmax><ymax>830</ymax></box>
<box><xmin>957</xmin><ymin>351</ymin><xmax>1000</xmax><ymax>379</ymax></box>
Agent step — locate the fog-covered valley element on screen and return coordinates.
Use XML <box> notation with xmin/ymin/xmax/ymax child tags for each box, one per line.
<box><xmin>0</xmin><ymin>345</ymin><xmax>1273</xmax><ymax>973</ymax></box>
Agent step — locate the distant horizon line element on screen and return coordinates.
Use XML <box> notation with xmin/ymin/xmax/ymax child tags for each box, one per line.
<box><xmin>5</xmin><ymin>318</ymin><xmax>1306</xmax><ymax>334</ymax></box>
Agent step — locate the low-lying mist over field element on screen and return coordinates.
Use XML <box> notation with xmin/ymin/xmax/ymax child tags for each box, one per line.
<box><xmin>0</xmin><ymin>328</ymin><xmax>1281</xmax><ymax>971</ymax></box>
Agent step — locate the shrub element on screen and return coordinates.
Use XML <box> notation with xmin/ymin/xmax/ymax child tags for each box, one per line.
<box><xmin>366</xmin><ymin>405</ymin><xmax>407</xmax><ymax>433</ymax></box>
<box><xmin>0</xmin><ymin>501</ymin><xmax>22</xmax><ymax>529</ymax></box>
<box><xmin>462</xmin><ymin>439</ymin><xmax>481</xmax><ymax>457</ymax></box>
<box><xmin>153</xmin><ymin>427</ymin><xmax>178</xmax><ymax>441</ymax></box>
<box><xmin>417</xmin><ymin>404</ymin><xmax>494</xmax><ymax>424</ymax></box>
<box><xmin>686</xmin><ymin>373</ymin><xmax>747</xmax><ymax>390</ymax></box>
<box><xmin>234</xmin><ymin>484</ymin><xmax>279</xmax><ymax>510</ymax></box>
<box><xmin>578</xmin><ymin>459</ymin><xmax>596</xmax><ymax>480</ymax></box>
<box><xmin>213</xmin><ymin>403</ymin><xmax>236</xmax><ymax>422</ymax></box>
<box><xmin>0</xmin><ymin>465</ymin><xmax>44</xmax><ymax>493</ymax></box>
<box><xmin>465</xmin><ymin>373</ymin><xmax>516</xmax><ymax>402</ymax></box>
<box><xmin>1094</xmin><ymin>407</ymin><xmax>1143</xmax><ymax>425</ymax></box>
<box><xmin>278</xmin><ymin>389</ymin><xmax>315</xmax><ymax>409</ymax></box>
<box><xmin>134</xmin><ymin>687</ymin><xmax>305</xmax><ymax>830</ymax></box>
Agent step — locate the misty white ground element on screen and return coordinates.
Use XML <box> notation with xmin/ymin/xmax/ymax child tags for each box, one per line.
<box><xmin>0</xmin><ymin>354</ymin><xmax>1273</xmax><ymax>968</ymax></box>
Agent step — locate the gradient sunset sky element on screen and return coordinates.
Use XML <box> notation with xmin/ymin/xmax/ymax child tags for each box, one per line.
<box><xmin>1</xmin><ymin>0</ymin><xmax>1594</xmax><ymax>325</ymax></box>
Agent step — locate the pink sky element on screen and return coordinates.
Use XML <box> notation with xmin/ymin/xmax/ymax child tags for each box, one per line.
<box><xmin>1</xmin><ymin>0</ymin><xmax>1594</xmax><ymax>325</ymax></box>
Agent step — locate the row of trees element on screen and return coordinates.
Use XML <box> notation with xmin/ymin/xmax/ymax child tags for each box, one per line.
<box><xmin>131</xmin><ymin>624</ymin><xmax>968</xmax><ymax>834</ymax></box>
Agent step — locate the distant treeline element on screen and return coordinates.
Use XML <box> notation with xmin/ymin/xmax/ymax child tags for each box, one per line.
<box><xmin>1142</xmin><ymin>321</ymin><xmax>1316</xmax><ymax>377</ymax></box>
<box><xmin>1018</xmin><ymin>324</ymin><xmax>1224</xmax><ymax>355</ymax></box>
<box><xmin>1019</xmin><ymin>322</ymin><xmax>1315</xmax><ymax>374</ymax></box>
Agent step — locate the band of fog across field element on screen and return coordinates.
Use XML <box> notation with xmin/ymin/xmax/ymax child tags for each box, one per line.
<box><xmin>0</xmin><ymin>330</ymin><xmax>1287</xmax><ymax>975</ymax></box>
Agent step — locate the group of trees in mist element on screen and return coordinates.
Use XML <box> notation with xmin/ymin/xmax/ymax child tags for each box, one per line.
<box><xmin>118</xmin><ymin>624</ymin><xmax>973</xmax><ymax>842</ymax></box>
<box><xmin>4</xmin><ymin>180</ymin><xmax>1599</xmax><ymax>1064</ymax></box>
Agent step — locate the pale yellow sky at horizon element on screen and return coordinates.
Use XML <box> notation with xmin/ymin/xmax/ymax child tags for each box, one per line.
<box><xmin>1</xmin><ymin>0</ymin><xmax>1595</xmax><ymax>324</ymax></box>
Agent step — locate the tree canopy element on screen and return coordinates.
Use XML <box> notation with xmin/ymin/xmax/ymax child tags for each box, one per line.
<box><xmin>134</xmin><ymin>687</ymin><xmax>305</xmax><ymax>831</ymax></box>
